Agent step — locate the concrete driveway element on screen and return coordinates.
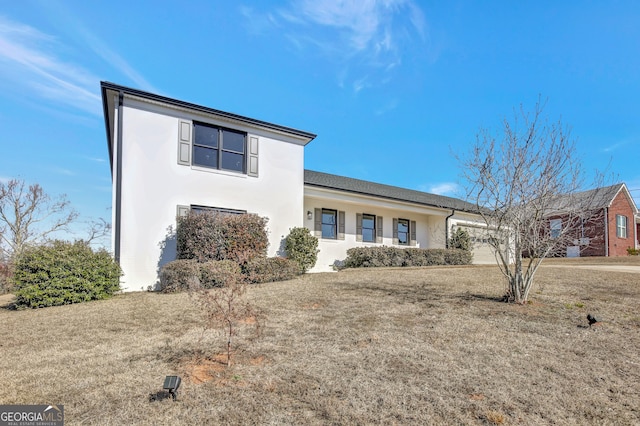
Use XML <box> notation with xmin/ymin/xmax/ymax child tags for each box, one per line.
<box><xmin>543</xmin><ymin>264</ymin><xmax>640</xmax><ymax>274</ymax></box>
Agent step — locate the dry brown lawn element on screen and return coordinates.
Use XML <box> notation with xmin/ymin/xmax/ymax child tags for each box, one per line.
<box><xmin>1</xmin><ymin>258</ymin><xmax>639</xmax><ymax>425</ymax></box>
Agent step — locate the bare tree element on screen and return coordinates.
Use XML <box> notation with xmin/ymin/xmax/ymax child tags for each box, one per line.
<box><xmin>0</xmin><ymin>179</ymin><xmax>78</xmax><ymax>259</ymax></box>
<box><xmin>460</xmin><ymin>100</ymin><xmax>603</xmax><ymax>304</ymax></box>
<box><xmin>81</xmin><ymin>217</ymin><xmax>112</xmax><ymax>247</ymax></box>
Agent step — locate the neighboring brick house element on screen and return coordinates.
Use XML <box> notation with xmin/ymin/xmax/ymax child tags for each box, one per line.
<box><xmin>549</xmin><ymin>183</ymin><xmax>638</xmax><ymax>257</ymax></box>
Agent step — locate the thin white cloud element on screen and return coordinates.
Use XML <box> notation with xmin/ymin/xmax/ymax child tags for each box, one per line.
<box><xmin>419</xmin><ymin>182</ymin><xmax>460</xmax><ymax>196</ymax></box>
<box><xmin>69</xmin><ymin>22</ymin><xmax>157</xmax><ymax>93</ymax></box>
<box><xmin>0</xmin><ymin>16</ymin><xmax>101</xmax><ymax>115</ymax></box>
<box><xmin>375</xmin><ymin>98</ymin><xmax>399</xmax><ymax>115</ymax></box>
<box><xmin>602</xmin><ymin>141</ymin><xmax>625</xmax><ymax>152</ymax></box>
<box><xmin>51</xmin><ymin>167</ymin><xmax>76</xmax><ymax>176</ymax></box>
<box><xmin>245</xmin><ymin>0</ymin><xmax>427</xmax><ymax>92</ymax></box>
<box><xmin>86</xmin><ymin>157</ymin><xmax>106</xmax><ymax>163</ymax></box>
<box><xmin>0</xmin><ymin>176</ymin><xmax>12</xmax><ymax>184</ymax></box>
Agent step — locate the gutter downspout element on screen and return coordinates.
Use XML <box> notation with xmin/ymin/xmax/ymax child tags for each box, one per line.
<box><xmin>445</xmin><ymin>210</ymin><xmax>455</xmax><ymax>248</ymax></box>
<box><xmin>604</xmin><ymin>207</ymin><xmax>609</xmax><ymax>257</ymax></box>
<box><xmin>114</xmin><ymin>91</ymin><xmax>124</xmax><ymax>263</ymax></box>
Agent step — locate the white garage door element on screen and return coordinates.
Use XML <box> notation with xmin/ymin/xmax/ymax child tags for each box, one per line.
<box><xmin>455</xmin><ymin>225</ymin><xmax>496</xmax><ymax>264</ymax></box>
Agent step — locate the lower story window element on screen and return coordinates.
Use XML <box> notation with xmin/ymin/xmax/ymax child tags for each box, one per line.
<box><xmin>322</xmin><ymin>209</ymin><xmax>337</xmax><ymax>239</ymax></box>
<box><xmin>550</xmin><ymin>219</ymin><xmax>562</xmax><ymax>239</ymax></box>
<box><xmin>191</xmin><ymin>205</ymin><xmax>246</xmax><ymax>215</ymax></box>
<box><xmin>616</xmin><ymin>214</ymin><xmax>627</xmax><ymax>238</ymax></box>
<box><xmin>362</xmin><ymin>214</ymin><xmax>376</xmax><ymax>243</ymax></box>
<box><xmin>397</xmin><ymin>218</ymin><xmax>410</xmax><ymax>245</ymax></box>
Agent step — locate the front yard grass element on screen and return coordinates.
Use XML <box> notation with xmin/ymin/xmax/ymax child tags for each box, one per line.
<box><xmin>1</xmin><ymin>260</ymin><xmax>638</xmax><ymax>425</ymax></box>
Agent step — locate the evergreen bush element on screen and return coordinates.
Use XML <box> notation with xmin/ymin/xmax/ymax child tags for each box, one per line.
<box><xmin>449</xmin><ymin>228</ymin><xmax>473</xmax><ymax>252</ymax></box>
<box><xmin>176</xmin><ymin>212</ymin><xmax>268</xmax><ymax>263</ymax></box>
<box><xmin>13</xmin><ymin>240</ymin><xmax>122</xmax><ymax>308</ymax></box>
<box><xmin>199</xmin><ymin>260</ymin><xmax>242</xmax><ymax>288</ymax></box>
<box><xmin>284</xmin><ymin>227</ymin><xmax>318</xmax><ymax>273</ymax></box>
<box><xmin>243</xmin><ymin>257</ymin><xmax>302</xmax><ymax>284</ymax></box>
<box><xmin>342</xmin><ymin>246</ymin><xmax>473</xmax><ymax>269</ymax></box>
<box><xmin>159</xmin><ymin>259</ymin><xmax>201</xmax><ymax>293</ymax></box>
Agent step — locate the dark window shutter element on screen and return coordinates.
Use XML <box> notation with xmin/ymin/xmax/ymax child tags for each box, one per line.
<box><xmin>338</xmin><ymin>211</ymin><xmax>345</xmax><ymax>240</ymax></box>
<box><xmin>410</xmin><ymin>220</ymin><xmax>417</xmax><ymax>246</ymax></box>
<box><xmin>393</xmin><ymin>218</ymin><xmax>398</xmax><ymax>245</ymax></box>
<box><xmin>314</xmin><ymin>208</ymin><xmax>322</xmax><ymax>237</ymax></box>
<box><xmin>178</xmin><ymin>120</ymin><xmax>192</xmax><ymax>165</ymax></box>
<box><xmin>247</xmin><ymin>135</ymin><xmax>259</xmax><ymax>177</ymax></box>
<box><xmin>356</xmin><ymin>213</ymin><xmax>363</xmax><ymax>242</ymax></box>
<box><xmin>376</xmin><ymin>216</ymin><xmax>383</xmax><ymax>243</ymax></box>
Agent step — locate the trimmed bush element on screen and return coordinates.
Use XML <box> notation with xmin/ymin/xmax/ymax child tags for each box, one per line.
<box><xmin>13</xmin><ymin>240</ymin><xmax>122</xmax><ymax>308</ymax></box>
<box><xmin>159</xmin><ymin>259</ymin><xmax>201</xmax><ymax>293</ymax></box>
<box><xmin>177</xmin><ymin>212</ymin><xmax>269</xmax><ymax>263</ymax></box>
<box><xmin>243</xmin><ymin>257</ymin><xmax>302</xmax><ymax>284</ymax></box>
<box><xmin>444</xmin><ymin>249</ymin><xmax>474</xmax><ymax>265</ymax></box>
<box><xmin>199</xmin><ymin>260</ymin><xmax>242</xmax><ymax>288</ymax></box>
<box><xmin>627</xmin><ymin>247</ymin><xmax>639</xmax><ymax>256</ymax></box>
<box><xmin>284</xmin><ymin>227</ymin><xmax>318</xmax><ymax>273</ymax></box>
<box><xmin>342</xmin><ymin>246</ymin><xmax>473</xmax><ymax>269</ymax></box>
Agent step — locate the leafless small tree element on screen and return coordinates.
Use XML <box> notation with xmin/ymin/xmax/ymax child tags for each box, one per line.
<box><xmin>459</xmin><ymin>99</ymin><xmax>604</xmax><ymax>304</ymax></box>
<box><xmin>0</xmin><ymin>179</ymin><xmax>78</xmax><ymax>260</ymax></box>
<box><xmin>189</xmin><ymin>272</ymin><xmax>260</xmax><ymax>367</ymax></box>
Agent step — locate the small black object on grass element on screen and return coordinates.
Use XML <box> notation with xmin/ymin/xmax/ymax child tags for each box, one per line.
<box><xmin>587</xmin><ymin>314</ymin><xmax>600</xmax><ymax>327</ymax></box>
<box><xmin>163</xmin><ymin>375</ymin><xmax>181</xmax><ymax>401</ymax></box>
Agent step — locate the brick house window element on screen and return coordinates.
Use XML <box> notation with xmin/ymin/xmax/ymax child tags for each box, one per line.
<box><xmin>550</xmin><ymin>219</ymin><xmax>562</xmax><ymax>239</ymax></box>
<box><xmin>616</xmin><ymin>214</ymin><xmax>628</xmax><ymax>238</ymax></box>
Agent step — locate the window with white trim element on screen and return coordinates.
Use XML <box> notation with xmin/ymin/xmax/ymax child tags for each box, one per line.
<box><xmin>550</xmin><ymin>219</ymin><xmax>562</xmax><ymax>239</ymax></box>
<box><xmin>616</xmin><ymin>214</ymin><xmax>628</xmax><ymax>238</ymax></box>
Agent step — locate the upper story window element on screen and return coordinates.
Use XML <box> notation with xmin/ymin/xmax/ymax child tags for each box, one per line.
<box><xmin>616</xmin><ymin>214</ymin><xmax>628</xmax><ymax>238</ymax></box>
<box><xmin>322</xmin><ymin>209</ymin><xmax>337</xmax><ymax>239</ymax></box>
<box><xmin>550</xmin><ymin>219</ymin><xmax>562</xmax><ymax>239</ymax></box>
<box><xmin>193</xmin><ymin>122</ymin><xmax>246</xmax><ymax>173</ymax></box>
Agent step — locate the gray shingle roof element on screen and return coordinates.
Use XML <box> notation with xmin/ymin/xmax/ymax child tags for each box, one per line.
<box><xmin>548</xmin><ymin>183</ymin><xmax>629</xmax><ymax>212</ymax></box>
<box><xmin>304</xmin><ymin>170</ymin><xmax>481</xmax><ymax>214</ymax></box>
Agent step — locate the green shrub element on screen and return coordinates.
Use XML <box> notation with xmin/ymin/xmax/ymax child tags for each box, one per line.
<box><xmin>284</xmin><ymin>227</ymin><xmax>318</xmax><ymax>273</ymax></box>
<box><xmin>627</xmin><ymin>247</ymin><xmax>639</xmax><ymax>256</ymax></box>
<box><xmin>444</xmin><ymin>249</ymin><xmax>474</xmax><ymax>265</ymax></box>
<box><xmin>13</xmin><ymin>240</ymin><xmax>122</xmax><ymax>308</ymax></box>
<box><xmin>342</xmin><ymin>246</ymin><xmax>473</xmax><ymax>269</ymax></box>
<box><xmin>176</xmin><ymin>212</ymin><xmax>269</xmax><ymax>263</ymax></box>
<box><xmin>243</xmin><ymin>257</ymin><xmax>302</xmax><ymax>284</ymax></box>
<box><xmin>159</xmin><ymin>259</ymin><xmax>201</xmax><ymax>293</ymax></box>
<box><xmin>449</xmin><ymin>228</ymin><xmax>472</xmax><ymax>252</ymax></box>
<box><xmin>199</xmin><ymin>260</ymin><xmax>242</xmax><ymax>288</ymax></box>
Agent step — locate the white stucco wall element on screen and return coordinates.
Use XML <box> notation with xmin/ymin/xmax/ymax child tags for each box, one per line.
<box><xmin>304</xmin><ymin>192</ymin><xmax>451</xmax><ymax>272</ymax></box>
<box><xmin>115</xmin><ymin>99</ymin><xmax>305</xmax><ymax>291</ymax></box>
<box><xmin>303</xmin><ymin>190</ymin><xmax>498</xmax><ymax>271</ymax></box>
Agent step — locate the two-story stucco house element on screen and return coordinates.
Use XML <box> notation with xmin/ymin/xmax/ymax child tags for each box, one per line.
<box><xmin>101</xmin><ymin>82</ymin><xmax>493</xmax><ymax>291</ymax></box>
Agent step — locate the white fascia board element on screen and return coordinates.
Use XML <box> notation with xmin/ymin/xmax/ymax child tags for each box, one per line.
<box><xmin>304</xmin><ymin>186</ymin><xmax>451</xmax><ymax>216</ymax></box>
<box><xmin>123</xmin><ymin>95</ymin><xmax>313</xmax><ymax>146</ymax></box>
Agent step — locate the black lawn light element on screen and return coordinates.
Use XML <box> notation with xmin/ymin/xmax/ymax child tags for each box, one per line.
<box><xmin>163</xmin><ymin>375</ymin><xmax>181</xmax><ymax>401</ymax></box>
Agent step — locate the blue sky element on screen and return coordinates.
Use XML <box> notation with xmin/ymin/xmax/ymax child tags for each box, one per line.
<box><xmin>1</xmin><ymin>1</ymin><xmax>639</xmax><ymax>244</ymax></box>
